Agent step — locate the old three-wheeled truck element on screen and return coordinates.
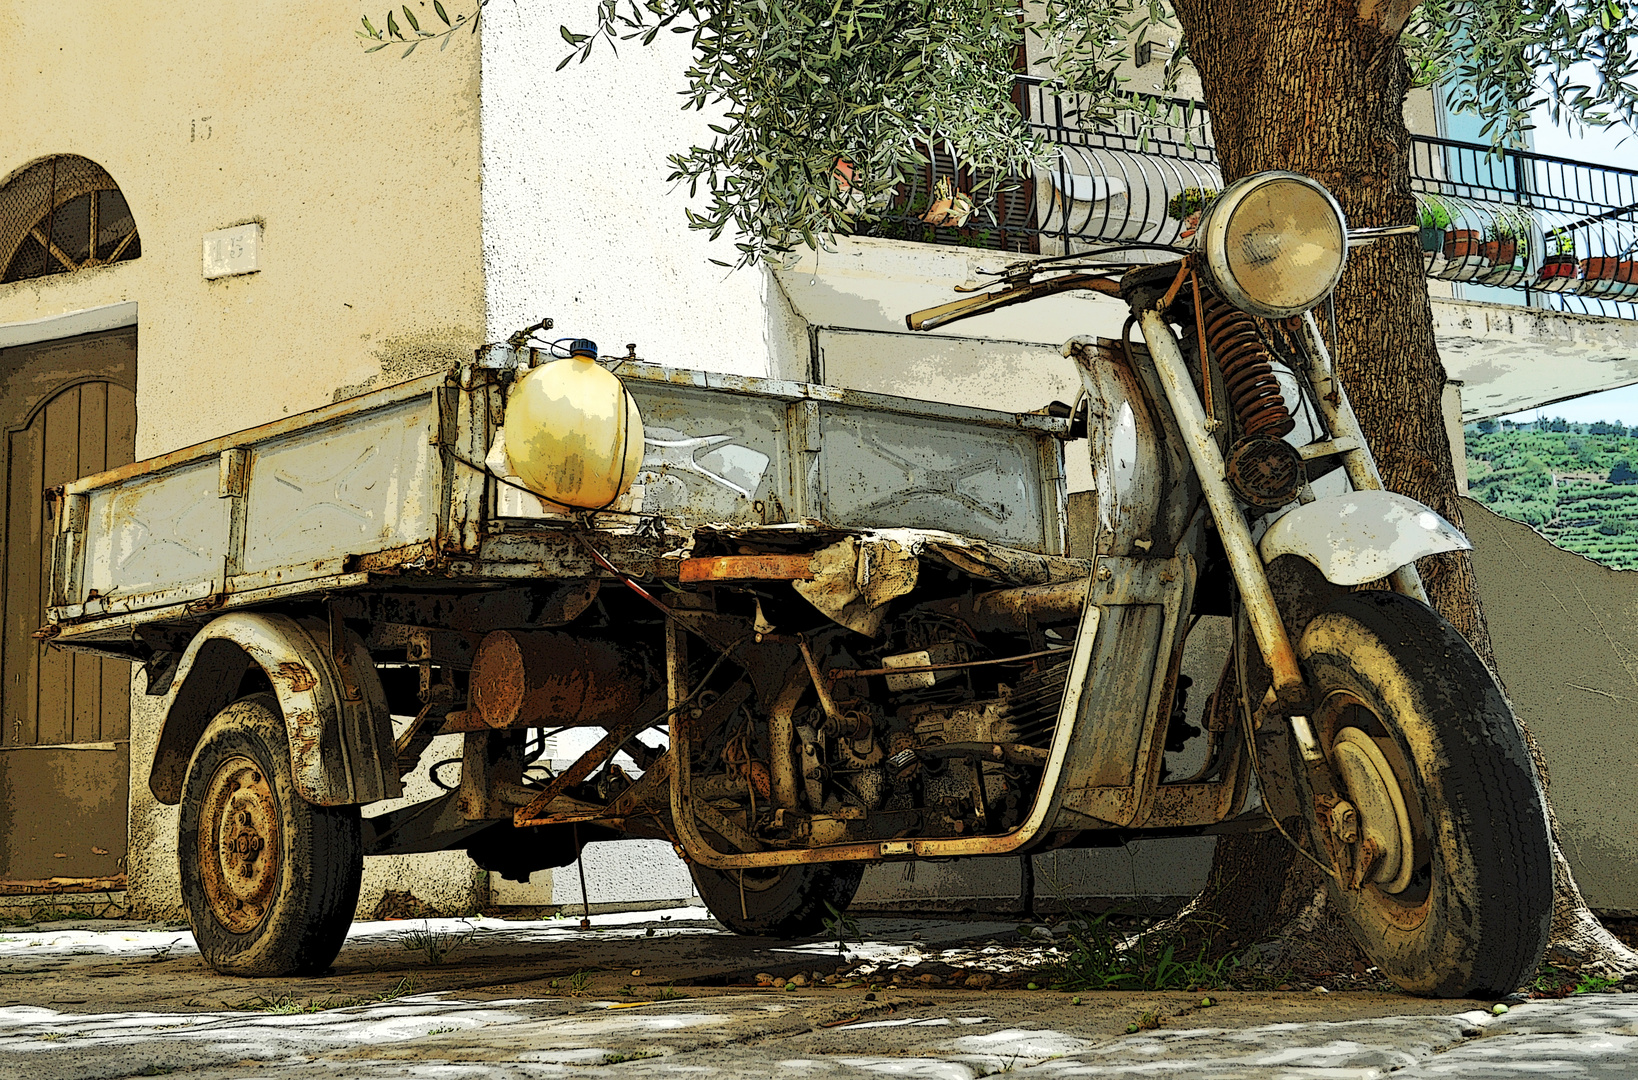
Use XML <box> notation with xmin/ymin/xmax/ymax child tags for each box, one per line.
<box><xmin>43</xmin><ymin>172</ymin><xmax>1551</xmax><ymax>997</ymax></box>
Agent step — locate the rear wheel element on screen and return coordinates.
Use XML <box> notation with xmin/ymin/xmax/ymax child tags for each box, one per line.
<box><xmin>1296</xmin><ymin>591</ymin><xmax>1551</xmax><ymax>997</ymax></box>
<box><xmin>178</xmin><ymin>694</ymin><xmax>363</xmax><ymax>975</ymax></box>
<box><xmin>691</xmin><ymin>862</ymin><xmax>863</xmax><ymax>938</ymax></box>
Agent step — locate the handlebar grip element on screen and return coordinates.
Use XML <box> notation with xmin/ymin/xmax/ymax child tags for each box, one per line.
<box><xmin>905</xmin><ymin>292</ymin><xmax>1011</xmax><ymax>331</ymax></box>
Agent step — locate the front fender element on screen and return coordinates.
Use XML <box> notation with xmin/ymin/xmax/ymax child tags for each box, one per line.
<box><xmin>149</xmin><ymin>612</ymin><xmax>401</xmax><ymax>807</ymax></box>
<box><xmin>1258</xmin><ymin>490</ymin><xmax>1470</xmax><ymax>586</ymax></box>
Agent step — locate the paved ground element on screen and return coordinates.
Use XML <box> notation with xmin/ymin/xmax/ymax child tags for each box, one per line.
<box><xmin>3</xmin><ymin>906</ymin><xmax>1636</xmax><ymax>1079</ymax></box>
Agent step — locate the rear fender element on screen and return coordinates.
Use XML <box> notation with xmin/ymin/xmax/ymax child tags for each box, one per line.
<box><xmin>149</xmin><ymin>612</ymin><xmax>401</xmax><ymax>807</ymax></box>
<box><xmin>1257</xmin><ymin>490</ymin><xmax>1470</xmax><ymax>587</ymax></box>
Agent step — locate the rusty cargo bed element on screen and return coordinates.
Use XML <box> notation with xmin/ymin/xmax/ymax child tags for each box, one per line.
<box><xmin>43</xmin><ymin>348</ymin><xmax>1072</xmax><ymax>652</ymax></box>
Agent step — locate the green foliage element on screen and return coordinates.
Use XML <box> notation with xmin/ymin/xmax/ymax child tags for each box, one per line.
<box><xmin>359</xmin><ymin>1</ymin><xmax>480</xmax><ymax>55</ymax></box>
<box><xmin>397</xmin><ymin>920</ymin><xmax>475</xmax><ymax>965</ymax></box>
<box><xmin>242</xmin><ymin>975</ymin><xmax>419</xmax><ymax>1013</ymax></box>
<box><xmin>1467</xmin><ymin>424</ymin><xmax>1638</xmax><ymax>569</ymax></box>
<box><xmin>1485</xmin><ymin>207</ymin><xmax>1532</xmax><ymax>244</ymax></box>
<box><xmin>362</xmin><ymin>0</ymin><xmax>1637</xmax><ymax>264</ymax></box>
<box><xmin>1408</xmin><ymin>0</ymin><xmax>1638</xmax><ymax>149</ymax></box>
<box><xmin>1548</xmin><ymin>227</ymin><xmax>1577</xmax><ymax>257</ymax></box>
<box><xmin>1166</xmin><ymin>186</ymin><xmax>1218</xmax><ymax>222</ymax></box>
<box><xmin>1417</xmin><ymin>196</ymin><xmax>1454</xmax><ymax>231</ymax></box>
<box><xmin>821</xmin><ymin>899</ymin><xmax>860</xmax><ymax>956</ymax></box>
<box><xmin>1049</xmin><ymin>910</ymin><xmax>1238</xmax><ymax>992</ymax></box>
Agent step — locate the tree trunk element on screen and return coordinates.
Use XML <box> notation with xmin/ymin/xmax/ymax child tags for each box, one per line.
<box><xmin>1169</xmin><ymin>0</ymin><xmax>1638</xmax><ymax>981</ymax></box>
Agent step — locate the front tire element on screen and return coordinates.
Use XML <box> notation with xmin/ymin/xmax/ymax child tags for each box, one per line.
<box><xmin>691</xmin><ymin>862</ymin><xmax>863</xmax><ymax>938</ymax></box>
<box><xmin>1296</xmin><ymin>591</ymin><xmax>1551</xmax><ymax>997</ymax></box>
<box><xmin>178</xmin><ymin>694</ymin><xmax>363</xmax><ymax>976</ymax></box>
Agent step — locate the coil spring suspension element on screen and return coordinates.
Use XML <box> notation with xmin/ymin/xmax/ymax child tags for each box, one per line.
<box><xmin>1200</xmin><ymin>290</ymin><xmax>1295</xmax><ymax>439</ymax></box>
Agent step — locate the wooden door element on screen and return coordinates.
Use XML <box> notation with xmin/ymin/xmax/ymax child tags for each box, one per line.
<box><xmin>0</xmin><ymin>327</ymin><xmax>135</xmax><ymax>883</ymax></box>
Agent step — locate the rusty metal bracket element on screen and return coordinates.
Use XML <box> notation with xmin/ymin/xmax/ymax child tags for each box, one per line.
<box><xmin>511</xmin><ymin>685</ymin><xmax>670</xmax><ymax>827</ymax></box>
<box><xmin>327</xmin><ymin>603</ymin><xmax>364</xmax><ymax>703</ymax></box>
<box><xmin>679</xmin><ymin>554</ymin><xmax>816</xmax><ymax>583</ymax></box>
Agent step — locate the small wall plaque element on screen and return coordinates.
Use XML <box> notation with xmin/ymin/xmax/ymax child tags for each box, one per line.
<box><xmin>203</xmin><ymin>223</ymin><xmax>262</xmax><ymax>279</ymax></box>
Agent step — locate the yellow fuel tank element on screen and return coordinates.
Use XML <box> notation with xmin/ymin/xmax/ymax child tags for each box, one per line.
<box><xmin>502</xmin><ymin>339</ymin><xmax>644</xmax><ymax>511</ymax></box>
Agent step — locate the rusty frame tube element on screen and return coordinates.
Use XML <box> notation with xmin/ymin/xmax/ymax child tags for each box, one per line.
<box><xmin>764</xmin><ymin>657</ymin><xmax>810</xmax><ymax>810</ymax></box>
<box><xmin>469</xmin><ymin>630</ymin><xmax>649</xmax><ymax>729</ymax></box>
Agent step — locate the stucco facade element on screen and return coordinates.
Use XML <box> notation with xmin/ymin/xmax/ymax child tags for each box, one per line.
<box><xmin>1</xmin><ymin>0</ymin><xmax>485</xmax><ymax>917</ymax></box>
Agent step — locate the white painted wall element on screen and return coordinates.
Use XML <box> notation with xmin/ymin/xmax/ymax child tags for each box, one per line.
<box><xmin>480</xmin><ymin>2</ymin><xmax>804</xmax><ymax>375</ymax></box>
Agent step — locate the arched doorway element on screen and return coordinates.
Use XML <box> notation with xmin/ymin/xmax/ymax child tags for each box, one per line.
<box><xmin>0</xmin><ymin>328</ymin><xmax>137</xmax><ymax>884</ymax></box>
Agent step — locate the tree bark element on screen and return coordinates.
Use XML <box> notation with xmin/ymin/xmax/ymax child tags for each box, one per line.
<box><xmin>1169</xmin><ymin>0</ymin><xmax>1638</xmax><ymax>980</ymax></box>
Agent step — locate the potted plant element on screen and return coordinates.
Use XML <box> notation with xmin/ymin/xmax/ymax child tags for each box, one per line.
<box><xmin>1417</xmin><ymin>197</ymin><xmax>1453</xmax><ymax>272</ymax></box>
<box><xmin>1167</xmin><ymin>186</ymin><xmax>1218</xmax><ymax>238</ymax></box>
<box><xmin>1478</xmin><ymin>209</ymin><xmax>1530</xmax><ymax>287</ymax></box>
<box><xmin>1580</xmin><ymin>251</ymin><xmax>1623</xmax><ymax>298</ymax></box>
<box><xmin>1417</xmin><ymin>198</ymin><xmax>1452</xmax><ymax>253</ymax></box>
<box><xmin>1536</xmin><ymin>228</ymin><xmax>1579</xmax><ymax>293</ymax></box>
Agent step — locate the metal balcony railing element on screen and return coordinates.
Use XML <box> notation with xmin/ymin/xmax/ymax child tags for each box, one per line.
<box><xmin>868</xmin><ymin>78</ymin><xmax>1637</xmax><ymax>321</ymax></box>
<box><xmin>1410</xmin><ymin>137</ymin><xmax>1638</xmax><ymax>319</ymax></box>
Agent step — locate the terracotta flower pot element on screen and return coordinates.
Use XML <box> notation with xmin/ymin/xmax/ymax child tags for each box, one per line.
<box><xmin>1536</xmin><ymin>254</ymin><xmax>1579</xmax><ymax>293</ymax></box>
<box><xmin>1616</xmin><ymin>260</ymin><xmax>1638</xmax><ymax>299</ymax></box>
<box><xmin>1444</xmin><ymin>229</ymin><xmax>1481</xmax><ymax>259</ymax></box>
<box><xmin>1584</xmin><ymin>256</ymin><xmax>1619</xmax><ymax>280</ymax></box>
<box><xmin>1579</xmin><ymin>256</ymin><xmax>1624</xmax><ymax>298</ymax></box>
<box><xmin>1480</xmin><ymin>238</ymin><xmax>1517</xmax><ymax>266</ymax></box>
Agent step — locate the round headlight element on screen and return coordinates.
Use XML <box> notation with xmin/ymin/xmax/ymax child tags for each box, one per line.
<box><xmin>1197</xmin><ymin>171</ymin><xmax>1348</xmax><ymax>319</ymax></box>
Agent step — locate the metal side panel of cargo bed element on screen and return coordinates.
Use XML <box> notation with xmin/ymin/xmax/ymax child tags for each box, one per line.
<box><xmin>607</xmin><ymin>360</ymin><xmax>1069</xmax><ymax>552</ymax></box>
<box><xmin>45</xmin><ymin>355</ymin><xmax>1069</xmax><ymax>633</ymax></box>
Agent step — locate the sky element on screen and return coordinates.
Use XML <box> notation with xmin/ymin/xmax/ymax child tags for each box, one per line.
<box><xmin>1498</xmin><ymin>382</ymin><xmax>1638</xmax><ymax>427</ymax></box>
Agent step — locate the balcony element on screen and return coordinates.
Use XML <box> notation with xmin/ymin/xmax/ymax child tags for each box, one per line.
<box><xmin>870</xmin><ymin>76</ymin><xmax>1637</xmax><ymax>324</ymax></box>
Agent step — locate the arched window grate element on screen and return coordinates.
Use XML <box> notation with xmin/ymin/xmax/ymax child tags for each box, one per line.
<box><xmin>0</xmin><ymin>155</ymin><xmax>141</xmax><ymax>284</ymax></box>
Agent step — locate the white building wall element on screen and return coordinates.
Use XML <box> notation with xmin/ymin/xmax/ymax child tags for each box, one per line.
<box><xmin>480</xmin><ymin>1</ymin><xmax>804</xmax><ymax>376</ymax></box>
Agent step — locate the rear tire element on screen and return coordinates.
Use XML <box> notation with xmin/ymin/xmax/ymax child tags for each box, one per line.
<box><xmin>178</xmin><ymin>694</ymin><xmax>363</xmax><ymax>976</ymax></box>
<box><xmin>691</xmin><ymin>862</ymin><xmax>863</xmax><ymax>938</ymax></box>
<box><xmin>1296</xmin><ymin>591</ymin><xmax>1551</xmax><ymax>997</ymax></box>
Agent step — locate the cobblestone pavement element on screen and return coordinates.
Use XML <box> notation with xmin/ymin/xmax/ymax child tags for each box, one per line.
<box><xmin>3</xmin><ymin>908</ymin><xmax>1634</xmax><ymax>1079</ymax></box>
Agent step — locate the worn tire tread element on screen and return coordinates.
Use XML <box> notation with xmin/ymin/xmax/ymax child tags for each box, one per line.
<box><xmin>178</xmin><ymin>694</ymin><xmax>362</xmax><ymax>976</ymax></box>
<box><xmin>1300</xmin><ymin>591</ymin><xmax>1552</xmax><ymax>997</ymax></box>
<box><xmin>691</xmin><ymin>862</ymin><xmax>863</xmax><ymax>939</ymax></box>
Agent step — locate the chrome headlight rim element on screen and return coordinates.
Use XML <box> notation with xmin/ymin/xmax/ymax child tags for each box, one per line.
<box><xmin>1197</xmin><ymin>170</ymin><xmax>1349</xmax><ymax>320</ymax></box>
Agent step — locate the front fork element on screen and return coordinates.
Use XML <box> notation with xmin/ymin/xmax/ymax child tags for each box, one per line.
<box><xmin>1138</xmin><ymin>306</ymin><xmax>1427</xmax><ymax>712</ymax></box>
<box><xmin>1138</xmin><ymin>304</ymin><xmax>1424</xmax><ymax>874</ymax></box>
<box><xmin>1137</xmin><ymin>308</ymin><xmax>1306</xmax><ymax>715</ymax></box>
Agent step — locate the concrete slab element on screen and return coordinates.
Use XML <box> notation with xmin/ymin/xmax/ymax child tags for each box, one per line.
<box><xmin>4</xmin><ymin>908</ymin><xmax>1637</xmax><ymax>1079</ymax></box>
<box><xmin>1433</xmin><ymin>298</ymin><xmax>1638</xmax><ymax>420</ymax></box>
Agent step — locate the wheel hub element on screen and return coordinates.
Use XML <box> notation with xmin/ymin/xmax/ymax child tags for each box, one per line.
<box><xmin>1329</xmin><ymin>727</ymin><xmax>1415</xmax><ymax>894</ymax></box>
<box><xmin>199</xmin><ymin>756</ymin><xmax>281</xmax><ymax>933</ymax></box>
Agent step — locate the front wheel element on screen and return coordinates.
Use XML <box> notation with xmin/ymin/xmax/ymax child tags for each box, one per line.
<box><xmin>691</xmin><ymin>862</ymin><xmax>863</xmax><ymax>938</ymax></box>
<box><xmin>1296</xmin><ymin>591</ymin><xmax>1551</xmax><ymax>998</ymax></box>
<box><xmin>178</xmin><ymin>694</ymin><xmax>363</xmax><ymax>975</ymax></box>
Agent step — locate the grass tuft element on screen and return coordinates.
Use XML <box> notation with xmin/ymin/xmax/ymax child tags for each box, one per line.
<box><xmin>243</xmin><ymin>975</ymin><xmax>419</xmax><ymax>1014</ymax></box>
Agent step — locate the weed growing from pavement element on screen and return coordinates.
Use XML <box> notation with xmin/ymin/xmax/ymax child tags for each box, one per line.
<box><xmin>1047</xmin><ymin>910</ymin><xmax>1241</xmax><ymax>993</ymax></box>
<box><xmin>551</xmin><ymin>969</ymin><xmax>596</xmax><ymax>996</ymax></box>
<box><xmin>398</xmin><ymin>920</ymin><xmax>475</xmax><ymax>965</ymax></box>
<box><xmin>821</xmin><ymin>901</ymin><xmax>860</xmax><ymax>958</ymax></box>
<box><xmin>1532</xmin><ymin>963</ymin><xmax>1621</xmax><ymax>997</ymax></box>
<box><xmin>1124</xmin><ymin>1010</ymin><xmax>1164</xmax><ymax>1034</ymax></box>
<box><xmin>427</xmin><ymin>1026</ymin><xmax>456</xmax><ymax>1036</ymax></box>
<box><xmin>243</xmin><ymin>975</ymin><xmax>419</xmax><ymax>1013</ymax></box>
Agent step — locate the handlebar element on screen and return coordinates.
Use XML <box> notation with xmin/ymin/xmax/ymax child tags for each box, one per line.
<box><xmin>905</xmin><ymin>272</ymin><xmax>1123</xmax><ymax>331</ymax></box>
